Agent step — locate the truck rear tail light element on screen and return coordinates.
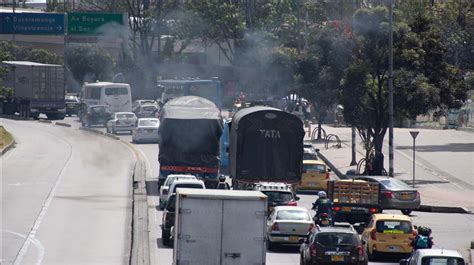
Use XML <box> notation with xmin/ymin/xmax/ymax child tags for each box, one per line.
<box><xmin>383</xmin><ymin>191</ymin><xmax>393</xmax><ymax>199</ymax></box>
<box><xmin>370</xmin><ymin>229</ymin><xmax>377</xmax><ymax>240</ymax></box>
<box><xmin>287</xmin><ymin>201</ymin><xmax>297</xmax><ymax>206</ymax></box>
<box><xmin>357</xmin><ymin>245</ymin><xmax>365</xmax><ymax>260</ymax></box>
<box><xmin>271</xmin><ymin>222</ymin><xmax>279</xmax><ymax>231</ymax></box>
<box><xmin>333</xmin><ymin>206</ymin><xmax>341</xmax><ymax>212</ymax></box>
<box><xmin>310</xmin><ymin>243</ymin><xmax>317</xmax><ymax>256</ymax></box>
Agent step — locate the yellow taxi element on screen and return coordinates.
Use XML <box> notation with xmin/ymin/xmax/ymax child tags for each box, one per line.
<box><xmin>361</xmin><ymin>213</ymin><xmax>415</xmax><ymax>260</ymax></box>
<box><xmin>298</xmin><ymin>160</ymin><xmax>330</xmax><ymax>191</ymax></box>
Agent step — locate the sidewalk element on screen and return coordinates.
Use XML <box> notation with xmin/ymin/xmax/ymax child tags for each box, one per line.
<box><xmin>304</xmin><ymin>124</ymin><xmax>474</xmax><ymax>213</ymax></box>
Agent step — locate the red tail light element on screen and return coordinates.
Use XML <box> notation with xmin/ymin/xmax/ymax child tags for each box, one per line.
<box><xmin>383</xmin><ymin>191</ymin><xmax>393</xmax><ymax>199</ymax></box>
<box><xmin>310</xmin><ymin>243</ymin><xmax>317</xmax><ymax>256</ymax></box>
<box><xmin>357</xmin><ymin>245</ymin><xmax>365</xmax><ymax>260</ymax></box>
<box><xmin>325</xmin><ymin>172</ymin><xmax>330</xmax><ymax>179</ymax></box>
<box><xmin>287</xmin><ymin>201</ymin><xmax>298</xmax><ymax>206</ymax></box>
<box><xmin>412</xmin><ymin>229</ymin><xmax>417</xmax><ymax>237</ymax></box>
<box><xmin>370</xmin><ymin>229</ymin><xmax>377</xmax><ymax>240</ymax></box>
<box><xmin>308</xmin><ymin>223</ymin><xmax>315</xmax><ymax>232</ymax></box>
<box><xmin>333</xmin><ymin>206</ymin><xmax>341</xmax><ymax>212</ymax></box>
<box><xmin>271</xmin><ymin>222</ymin><xmax>279</xmax><ymax>231</ymax></box>
<box><xmin>320</xmin><ymin>213</ymin><xmax>329</xmax><ymax>218</ymax></box>
<box><xmin>370</xmin><ymin>208</ymin><xmax>378</xmax><ymax>213</ymax></box>
<box><xmin>416</xmin><ymin>191</ymin><xmax>420</xmax><ymax>199</ymax></box>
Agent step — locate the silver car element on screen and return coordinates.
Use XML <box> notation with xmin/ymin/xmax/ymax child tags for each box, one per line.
<box><xmin>106</xmin><ymin>112</ymin><xmax>137</xmax><ymax>134</ymax></box>
<box><xmin>132</xmin><ymin>118</ymin><xmax>160</xmax><ymax>143</ymax></box>
<box><xmin>400</xmin><ymin>249</ymin><xmax>465</xmax><ymax>265</ymax></box>
<box><xmin>356</xmin><ymin>176</ymin><xmax>420</xmax><ymax>215</ymax></box>
<box><xmin>134</xmin><ymin>104</ymin><xmax>159</xmax><ymax>118</ymax></box>
<box><xmin>158</xmin><ymin>174</ymin><xmax>196</xmax><ymax>210</ymax></box>
<box><xmin>266</xmin><ymin>206</ymin><xmax>314</xmax><ymax>250</ymax></box>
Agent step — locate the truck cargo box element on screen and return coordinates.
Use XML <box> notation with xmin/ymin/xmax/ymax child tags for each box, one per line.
<box><xmin>229</xmin><ymin>106</ymin><xmax>304</xmax><ymax>183</ymax></box>
<box><xmin>173</xmin><ymin>188</ymin><xmax>267</xmax><ymax>265</ymax></box>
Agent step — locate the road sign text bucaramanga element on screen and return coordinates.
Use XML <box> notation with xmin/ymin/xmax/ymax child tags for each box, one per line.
<box><xmin>0</xmin><ymin>13</ymin><xmax>64</xmax><ymax>34</ymax></box>
<box><xmin>68</xmin><ymin>13</ymin><xmax>123</xmax><ymax>35</ymax></box>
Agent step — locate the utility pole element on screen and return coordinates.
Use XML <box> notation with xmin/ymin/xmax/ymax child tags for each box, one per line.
<box><xmin>350</xmin><ymin>0</ymin><xmax>357</xmax><ymax>167</ymax></box>
<box><xmin>388</xmin><ymin>0</ymin><xmax>394</xmax><ymax>177</ymax></box>
<box><xmin>409</xmin><ymin>131</ymin><xmax>419</xmax><ymax>188</ymax></box>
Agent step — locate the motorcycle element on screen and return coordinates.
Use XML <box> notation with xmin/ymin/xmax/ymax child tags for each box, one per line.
<box><xmin>313</xmin><ymin>212</ymin><xmax>333</xmax><ymax>227</ymax></box>
<box><xmin>409</xmin><ymin>226</ymin><xmax>434</xmax><ymax>251</ymax></box>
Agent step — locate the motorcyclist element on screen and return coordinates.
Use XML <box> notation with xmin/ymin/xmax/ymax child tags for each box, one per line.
<box><xmin>312</xmin><ymin>191</ymin><xmax>333</xmax><ymax>224</ymax></box>
<box><xmin>410</xmin><ymin>226</ymin><xmax>433</xmax><ymax>250</ymax></box>
<box><xmin>216</xmin><ymin>175</ymin><xmax>231</xmax><ymax>190</ymax></box>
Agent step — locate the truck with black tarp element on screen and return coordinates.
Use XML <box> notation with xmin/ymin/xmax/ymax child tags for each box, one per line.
<box><xmin>158</xmin><ymin>96</ymin><xmax>223</xmax><ymax>189</ymax></box>
<box><xmin>0</xmin><ymin>61</ymin><xmax>66</xmax><ymax>119</ymax></box>
<box><xmin>229</xmin><ymin>106</ymin><xmax>305</xmax><ymax>189</ymax></box>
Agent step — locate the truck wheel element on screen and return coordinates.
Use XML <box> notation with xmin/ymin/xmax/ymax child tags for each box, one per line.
<box><xmin>401</xmin><ymin>209</ymin><xmax>412</xmax><ymax>215</ymax></box>
<box><xmin>162</xmin><ymin>229</ymin><xmax>171</xmax><ymax>246</ymax></box>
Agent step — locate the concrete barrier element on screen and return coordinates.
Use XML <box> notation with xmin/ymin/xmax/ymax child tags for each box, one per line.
<box><xmin>78</xmin><ymin>127</ymin><xmax>104</xmax><ymax>135</ymax></box>
<box><xmin>38</xmin><ymin>119</ymin><xmax>52</xmax><ymax>124</ymax></box>
<box><xmin>55</xmin><ymin>122</ymin><xmax>72</xmax><ymax>127</ymax></box>
<box><xmin>104</xmin><ymin>133</ymin><xmax>120</xmax><ymax>140</ymax></box>
<box><xmin>417</xmin><ymin>205</ymin><xmax>470</xmax><ymax>214</ymax></box>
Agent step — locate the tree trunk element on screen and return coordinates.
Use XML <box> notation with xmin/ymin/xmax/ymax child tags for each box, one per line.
<box><xmin>316</xmin><ymin>111</ymin><xmax>327</xmax><ymax>140</ymax></box>
<box><xmin>372</xmin><ymin>130</ymin><xmax>386</xmax><ymax>175</ymax></box>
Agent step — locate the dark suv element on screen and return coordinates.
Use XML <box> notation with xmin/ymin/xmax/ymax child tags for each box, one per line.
<box><xmin>300</xmin><ymin>225</ymin><xmax>367</xmax><ymax>265</ymax></box>
<box><xmin>81</xmin><ymin>105</ymin><xmax>111</xmax><ymax>127</ymax></box>
<box><xmin>161</xmin><ymin>193</ymin><xmax>176</xmax><ymax>246</ymax></box>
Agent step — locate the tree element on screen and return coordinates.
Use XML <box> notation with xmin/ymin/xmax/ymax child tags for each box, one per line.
<box><xmin>65</xmin><ymin>44</ymin><xmax>115</xmax><ymax>86</ymax></box>
<box><xmin>340</xmin><ymin>5</ymin><xmax>468</xmax><ymax>174</ymax></box>
<box><xmin>297</xmin><ymin>21</ymin><xmax>354</xmax><ymax>139</ymax></box>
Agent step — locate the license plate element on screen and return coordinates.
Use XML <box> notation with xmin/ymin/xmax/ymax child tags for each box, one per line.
<box><xmin>388</xmin><ymin>245</ymin><xmax>400</xmax><ymax>252</ymax></box>
<box><xmin>401</xmin><ymin>193</ymin><xmax>412</xmax><ymax>200</ymax></box>
<box><xmin>331</xmin><ymin>255</ymin><xmax>344</xmax><ymax>262</ymax></box>
<box><xmin>321</xmin><ymin>220</ymin><xmax>329</xmax><ymax>225</ymax></box>
<box><xmin>146</xmin><ymin>129</ymin><xmax>155</xmax><ymax>133</ymax></box>
<box><xmin>342</xmin><ymin>207</ymin><xmax>351</xmax><ymax>212</ymax></box>
<box><xmin>308</xmin><ymin>182</ymin><xmax>316</xmax><ymax>186</ymax></box>
<box><xmin>289</xmin><ymin>236</ymin><xmax>299</xmax><ymax>242</ymax></box>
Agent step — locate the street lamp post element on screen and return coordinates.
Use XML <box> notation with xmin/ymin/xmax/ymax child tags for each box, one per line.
<box><xmin>409</xmin><ymin>131</ymin><xmax>419</xmax><ymax>188</ymax></box>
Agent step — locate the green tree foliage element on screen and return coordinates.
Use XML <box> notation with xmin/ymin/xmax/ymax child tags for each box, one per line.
<box><xmin>297</xmin><ymin>21</ymin><xmax>354</xmax><ymax>139</ymax></box>
<box><xmin>65</xmin><ymin>44</ymin><xmax>115</xmax><ymax>86</ymax></box>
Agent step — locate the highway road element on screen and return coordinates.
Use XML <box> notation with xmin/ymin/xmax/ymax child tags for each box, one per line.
<box><xmin>4</xmin><ymin>117</ymin><xmax>472</xmax><ymax>265</ymax></box>
<box><xmin>1</xmin><ymin>118</ymin><xmax>135</xmax><ymax>265</ymax></box>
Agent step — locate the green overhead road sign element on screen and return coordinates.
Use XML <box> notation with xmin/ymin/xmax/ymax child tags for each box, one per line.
<box><xmin>68</xmin><ymin>13</ymin><xmax>124</xmax><ymax>35</ymax></box>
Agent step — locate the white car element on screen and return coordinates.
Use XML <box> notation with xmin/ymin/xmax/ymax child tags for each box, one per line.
<box><xmin>132</xmin><ymin>118</ymin><xmax>160</xmax><ymax>143</ymax></box>
<box><xmin>166</xmin><ymin>179</ymin><xmax>205</xmax><ymax>205</ymax></box>
<box><xmin>159</xmin><ymin>174</ymin><xmax>196</xmax><ymax>210</ymax></box>
<box><xmin>134</xmin><ymin>104</ymin><xmax>159</xmax><ymax>118</ymax></box>
<box><xmin>400</xmin><ymin>249</ymin><xmax>465</xmax><ymax>265</ymax></box>
<box><xmin>106</xmin><ymin>112</ymin><xmax>137</xmax><ymax>134</ymax></box>
<box><xmin>266</xmin><ymin>206</ymin><xmax>314</xmax><ymax>250</ymax></box>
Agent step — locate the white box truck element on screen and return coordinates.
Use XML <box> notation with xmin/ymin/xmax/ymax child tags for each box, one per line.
<box><xmin>173</xmin><ymin>188</ymin><xmax>267</xmax><ymax>265</ymax></box>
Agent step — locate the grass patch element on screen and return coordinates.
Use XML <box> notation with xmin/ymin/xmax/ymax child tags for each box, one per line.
<box><xmin>0</xmin><ymin>126</ymin><xmax>13</xmax><ymax>149</ymax></box>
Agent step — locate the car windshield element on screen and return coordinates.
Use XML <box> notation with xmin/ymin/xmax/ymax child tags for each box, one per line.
<box><xmin>304</xmin><ymin>164</ymin><xmax>326</xmax><ymax>173</ymax></box>
<box><xmin>276</xmin><ymin>210</ymin><xmax>309</xmax><ymax>221</ymax></box>
<box><xmin>380</xmin><ymin>178</ymin><xmax>411</xmax><ymax>189</ymax></box>
<box><xmin>139</xmin><ymin>119</ymin><xmax>159</xmax><ymax>127</ymax></box>
<box><xmin>172</xmin><ymin>183</ymin><xmax>203</xmax><ymax>193</ymax></box>
<box><xmin>316</xmin><ymin>233</ymin><xmax>357</xmax><ymax>246</ymax></box>
<box><xmin>262</xmin><ymin>191</ymin><xmax>293</xmax><ymax>203</ymax></box>
<box><xmin>105</xmin><ymin>87</ymin><xmax>128</xmax><ymax>95</ymax></box>
<box><xmin>142</xmin><ymin>106</ymin><xmax>157</xmax><ymax>111</ymax></box>
<box><xmin>376</xmin><ymin>220</ymin><xmax>412</xmax><ymax>234</ymax></box>
<box><xmin>91</xmin><ymin>107</ymin><xmax>106</xmax><ymax>112</ymax></box>
<box><xmin>421</xmin><ymin>257</ymin><xmax>465</xmax><ymax>265</ymax></box>
<box><xmin>303</xmin><ymin>153</ymin><xmax>318</xmax><ymax>160</ymax></box>
<box><xmin>117</xmin><ymin>113</ymin><xmax>135</xmax><ymax>119</ymax></box>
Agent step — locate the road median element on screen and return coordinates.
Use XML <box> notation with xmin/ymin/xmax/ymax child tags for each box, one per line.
<box><xmin>0</xmin><ymin>126</ymin><xmax>15</xmax><ymax>155</ymax></box>
<box><xmin>54</xmin><ymin>122</ymin><xmax>72</xmax><ymax>127</ymax></box>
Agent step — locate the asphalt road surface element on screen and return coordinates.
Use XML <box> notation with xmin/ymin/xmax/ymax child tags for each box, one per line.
<box><xmin>1</xmin><ymin>118</ymin><xmax>135</xmax><ymax>265</ymax></box>
<box><xmin>14</xmin><ymin>116</ymin><xmax>473</xmax><ymax>265</ymax></box>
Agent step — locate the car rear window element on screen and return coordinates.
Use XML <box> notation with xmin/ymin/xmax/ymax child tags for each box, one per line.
<box><xmin>142</xmin><ymin>106</ymin><xmax>157</xmax><ymax>111</ymax></box>
<box><xmin>316</xmin><ymin>233</ymin><xmax>358</xmax><ymax>246</ymax></box>
<box><xmin>139</xmin><ymin>119</ymin><xmax>159</xmax><ymax>126</ymax></box>
<box><xmin>117</xmin><ymin>113</ymin><xmax>135</xmax><ymax>119</ymax></box>
<box><xmin>262</xmin><ymin>191</ymin><xmax>293</xmax><ymax>203</ymax></box>
<box><xmin>303</xmin><ymin>164</ymin><xmax>326</xmax><ymax>173</ymax></box>
<box><xmin>276</xmin><ymin>210</ymin><xmax>309</xmax><ymax>221</ymax></box>
<box><xmin>376</xmin><ymin>220</ymin><xmax>412</xmax><ymax>234</ymax></box>
<box><xmin>172</xmin><ymin>183</ymin><xmax>203</xmax><ymax>193</ymax></box>
<box><xmin>380</xmin><ymin>178</ymin><xmax>412</xmax><ymax>189</ymax></box>
<box><xmin>421</xmin><ymin>257</ymin><xmax>465</xmax><ymax>265</ymax></box>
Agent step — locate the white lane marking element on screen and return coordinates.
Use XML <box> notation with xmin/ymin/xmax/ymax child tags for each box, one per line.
<box><xmin>13</xmin><ymin>133</ymin><xmax>73</xmax><ymax>265</ymax></box>
<box><xmin>4</xmin><ymin>230</ymin><xmax>45</xmax><ymax>265</ymax></box>
<box><xmin>8</xmin><ymin>182</ymin><xmax>49</xmax><ymax>187</ymax></box>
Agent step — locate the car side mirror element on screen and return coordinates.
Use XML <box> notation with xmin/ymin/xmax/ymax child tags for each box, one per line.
<box><xmin>400</xmin><ymin>259</ymin><xmax>409</xmax><ymax>265</ymax></box>
<box><xmin>328</xmin><ymin>168</ymin><xmax>332</xmax><ymax>172</ymax></box>
<box><xmin>298</xmin><ymin>238</ymin><xmax>305</xmax><ymax>244</ymax></box>
<box><xmin>295</xmin><ymin>196</ymin><xmax>300</xmax><ymax>201</ymax></box>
